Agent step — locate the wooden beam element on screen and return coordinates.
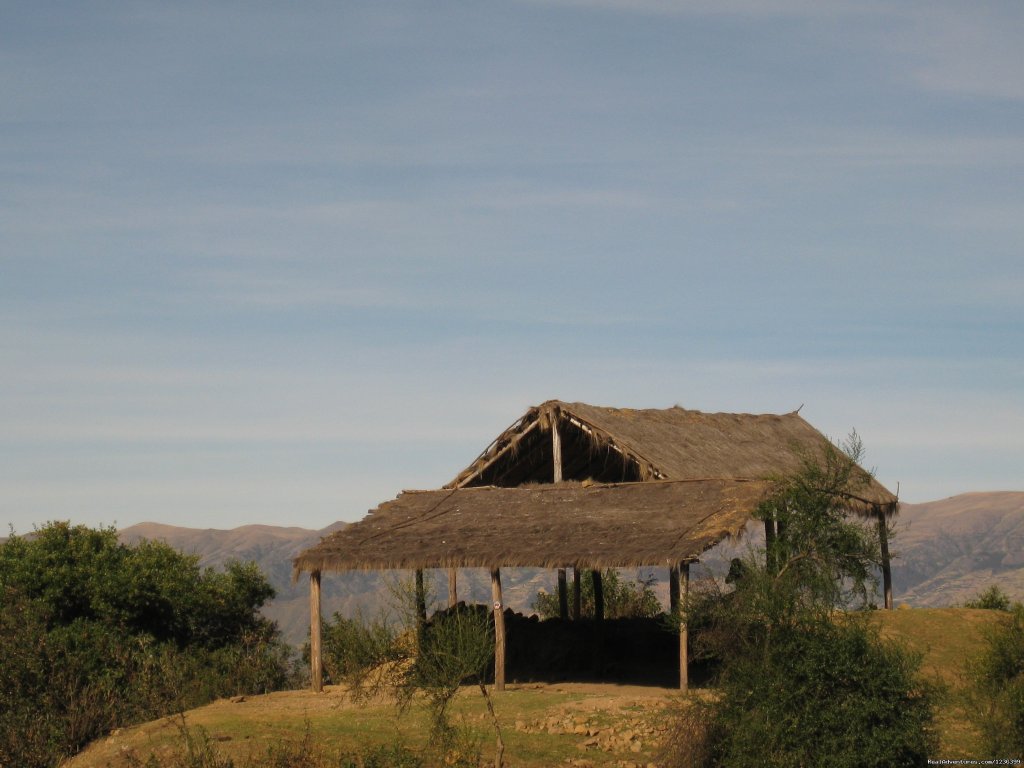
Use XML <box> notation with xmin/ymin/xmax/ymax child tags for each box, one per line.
<box><xmin>557</xmin><ymin>568</ymin><xmax>568</xmax><ymax>620</ymax></box>
<box><xmin>309</xmin><ymin>570</ymin><xmax>323</xmax><ymax>693</ymax></box>
<box><xmin>669</xmin><ymin>565</ymin><xmax>680</xmax><ymax>614</ymax></box>
<box><xmin>678</xmin><ymin>562</ymin><xmax>689</xmax><ymax>692</ymax></box>
<box><xmin>455</xmin><ymin>420</ymin><xmax>540</xmax><ymax>488</ymax></box>
<box><xmin>592</xmin><ymin>570</ymin><xmax>604</xmax><ymax>622</ymax></box>
<box><xmin>415</xmin><ymin>569</ymin><xmax>427</xmax><ymax>648</ymax></box>
<box><xmin>877</xmin><ymin>508</ymin><xmax>893</xmax><ymax>610</ymax></box>
<box><xmin>491</xmin><ymin>567</ymin><xmax>506</xmax><ymax>691</ymax></box>
<box><xmin>572</xmin><ymin>568</ymin><xmax>581</xmax><ymax>620</ymax></box>
<box><xmin>447</xmin><ymin>567</ymin><xmax>458</xmax><ymax>609</ymax></box>
<box><xmin>764</xmin><ymin>515</ymin><xmax>778</xmax><ymax>574</ymax></box>
<box><xmin>552</xmin><ymin>413</ymin><xmax>563</xmax><ymax>483</ymax></box>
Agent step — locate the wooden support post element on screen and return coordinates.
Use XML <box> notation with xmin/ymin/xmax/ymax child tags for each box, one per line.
<box><xmin>448</xmin><ymin>567</ymin><xmax>458</xmax><ymax>609</ymax></box>
<box><xmin>764</xmin><ymin>514</ymin><xmax>777</xmax><ymax>574</ymax></box>
<box><xmin>310</xmin><ymin>570</ymin><xmax>323</xmax><ymax>693</ymax></box>
<box><xmin>557</xmin><ymin>568</ymin><xmax>568</xmax><ymax>620</ymax></box>
<box><xmin>572</xmin><ymin>568</ymin><xmax>581</xmax><ymax>620</ymax></box>
<box><xmin>877</xmin><ymin>508</ymin><xmax>893</xmax><ymax>610</ymax></box>
<box><xmin>415</xmin><ymin>569</ymin><xmax>427</xmax><ymax>647</ymax></box>
<box><xmin>592</xmin><ymin>570</ymin><xmax>604</xmax><ymax>622</ymax></box>
<box><xmin>678</xmin><ymin>562</ymin><xmax>689</xmax><ymax>692</ymax></box>
<box><xmin>491</xmin><ymin>567</ymin><xmax>506</xmax><ymax>691</ymax></box>
<box><xmin>669</xmin><ymin>565</ymin><xmax>680</xmax><ymax>614</ymax></box>
<box><xmin>551</xmin><ymin>412</ymin><xmax>563</xmax><ymax>483</ymax></box>
<box><xmin>553</xmin><ymin>412</ymin><xmax>568</xmax><ymax>622</ymax></box>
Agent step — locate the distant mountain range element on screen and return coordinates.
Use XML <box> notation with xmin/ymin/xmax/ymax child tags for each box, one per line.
<box><xmin>118</xmin><ymin>491</ymin><xmax>1024</xmax><ymax>645</ymax></box>
<box><xmin>892</xmin><ymin>491</ymin><xmax>1024</xmax><ymax>606</ymax></box>
<box><xmin>118</xmin><ymin>521</ymin><xmax>558</xmax><ymax>645</ymax></box>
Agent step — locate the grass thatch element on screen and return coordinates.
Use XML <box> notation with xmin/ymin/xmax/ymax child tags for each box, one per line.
<box><xmin>294</xmin><ymin>479</ymin><xmax>771</xmax><ymax>575</ymax></box>
<box><xmin>447</xmin><ymin>401</ymin><xmax>897</xmax><ymax>515</ymax></box>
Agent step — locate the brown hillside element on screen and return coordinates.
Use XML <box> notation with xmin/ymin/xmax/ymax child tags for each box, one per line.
<box><xmin>893</xmin><ymin>491</ymin><xmax>1024</xmax><ymax>606</ymax></box>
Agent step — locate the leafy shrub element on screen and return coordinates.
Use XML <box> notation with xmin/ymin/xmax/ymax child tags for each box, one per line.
<box><xmin>698</xmin><ymin>620</ymin><xmax>934</xmax><ymax>767</ymax></box>
<box><xmin>965</xmin><ymin>585</ymin><xmax>1014</xmax><ymax>611</ymax></box>
<box><xmin>532</xmin><ymin>568</ymin><xmax>661</xmax><ymax>619</ymax></box>
<box><xmin>0</xmin><ymin>523</ymin><xmax>295</xmax><ymax>768</ymax></box>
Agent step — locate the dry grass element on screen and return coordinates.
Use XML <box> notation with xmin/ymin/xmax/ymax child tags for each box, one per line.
<box><xmin>870</xmin><ymin>606</ymin><xmax>1003</xmax><ymax>758</ymax></box>
<box><xmin>64</xmin><ymin>683</ymin><xmax>677</xmax><ymax>768</ymax></box>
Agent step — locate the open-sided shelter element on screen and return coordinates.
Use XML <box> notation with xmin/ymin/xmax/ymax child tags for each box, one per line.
<box><xmin>295</xmin><ymin>400</ymin><xmax>899</xmax><ymax>691</ymax></box>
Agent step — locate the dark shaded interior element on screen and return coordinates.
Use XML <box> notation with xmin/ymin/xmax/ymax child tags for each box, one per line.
<box><xmin>464</xmin><ymin>421</ymin><xmax>643</xmax><ymax>488</ymax></box>
<box><xmin>430</xmin><ymin>605</ymin><xmax>713</xmax><ymax>688</ymax></box>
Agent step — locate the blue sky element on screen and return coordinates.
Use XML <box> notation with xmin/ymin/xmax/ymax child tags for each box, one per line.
<box><xmin>3</xmin><ymin>0</ymin><xmax>1022</xmax><ymax>533</ymax></box>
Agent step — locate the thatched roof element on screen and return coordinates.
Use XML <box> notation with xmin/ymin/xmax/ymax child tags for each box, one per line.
<box><xmin>294</xmin><ymin>400</ymin><xmax>898</xmax><ymax>576</ymax></box>
<box><xmin>447</xmin><ymin>400</ymin><xmax>897</xmax><ymax>512</ymax></box>
<box><xmin>294</xmin><ymin>479</ymin><xmax>772</xmax><ymax>574</ymax></box>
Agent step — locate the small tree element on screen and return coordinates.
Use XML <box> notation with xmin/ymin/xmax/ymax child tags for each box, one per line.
<box><xmin>326</xmin><ymin>575</ymin><xmax>505</xmax><ymax>768</ymax></box>
<box><xmin>757</xmin><ymin>432</ymin><xmax>882</xmax><ymax>612</ymax></box>
<box><xmin>663</xmin><ymin>435</ymin><xmax>937</xmax><ymax>767</ymax></box>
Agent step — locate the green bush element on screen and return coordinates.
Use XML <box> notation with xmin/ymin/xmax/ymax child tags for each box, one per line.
<box><xmin>702</xmin><ymin>620</ymin><xmax>934</xmax><ymax>767</ymax></box>
<box><xmin>0</xmin><ymin>523</ymin><xmax>295</xmax><ymax>768</ymax></box>
<box><xmin>965</xmin><ymin>585</ymin><xmax>1015</xmax><ymax>611</ymax></box>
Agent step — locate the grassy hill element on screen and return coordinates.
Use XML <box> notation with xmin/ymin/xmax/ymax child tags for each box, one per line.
<box><xmin>64</xmin><ymin>607</ymin><xmax>1004</xmax><ymax>767</ymax></box>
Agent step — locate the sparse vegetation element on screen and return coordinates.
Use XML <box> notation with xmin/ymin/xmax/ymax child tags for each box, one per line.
<box><xmin>532</xmin><ymin>568</ymin><xmax>661</xmax><ymax>619</ymax></box>
<box><xmin>321</xmin><ymin>576</ymin><xmax>503</xmax><ymax>766</ymax></box>
<box><xmin>972</xmin><ymin>603</ymin><xmax>1024</xmax><ymax>756</ymax></box>
<box><xmin>125</xmin><ymin>717</ymin><xmax>428</xmax><ymax>768</ymax></box>
<box><xmin>0</xmin><ymin>523</ymin><xmax>296</xmax><ymax>768</ymax></box>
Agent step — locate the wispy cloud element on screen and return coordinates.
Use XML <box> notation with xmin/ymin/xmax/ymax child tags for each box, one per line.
<box><xmin>518</xmin><ymin>0</ymin><xmax>884</xmax><ymax>18</ymax></box>
<box><xmin>893</xmin><ymin>4</ymin><xmax>1024</xmax><ymax>102</ymax></box>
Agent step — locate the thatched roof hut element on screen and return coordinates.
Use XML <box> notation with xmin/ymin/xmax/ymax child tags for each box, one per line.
<box><xmin>294</xmin><ymin>400</ymin><xmax>898</xmax><ymax>691</ymax></box>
